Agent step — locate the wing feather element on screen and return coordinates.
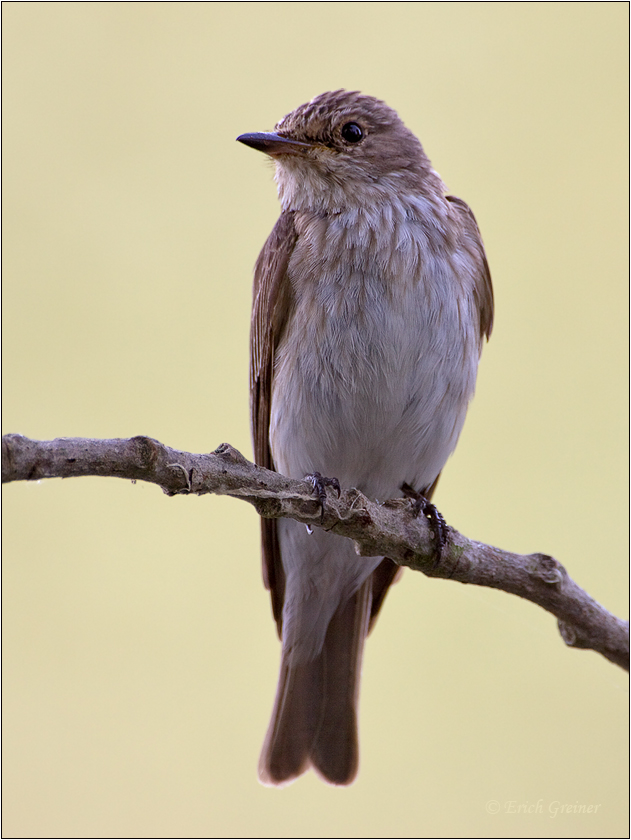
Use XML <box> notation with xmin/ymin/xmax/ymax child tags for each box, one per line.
<box><xmin>250</xmin><ymin>211</ymin><xmax>298</xmax><ymax>633</ymax></box>
<box><xmin>446</xmin><ymin>195</ymin><xmax>494</xmax><ymax>341</ymax></box>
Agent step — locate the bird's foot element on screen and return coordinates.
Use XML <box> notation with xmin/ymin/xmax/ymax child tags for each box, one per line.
<box><xmin>305</xmin><ymin>471</ymin><xmax>341</xmax><ymax>523</ymax></box>
<box><xmin>400</xmin><ymin>482</ymin><xmax>447</xmax><ymax>565</ymax></box>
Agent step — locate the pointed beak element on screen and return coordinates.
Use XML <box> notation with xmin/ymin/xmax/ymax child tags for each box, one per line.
<box><xmin>236</xmin><ymin>132</ymin><xmax>314</xmax><ymax>157</ymax></box>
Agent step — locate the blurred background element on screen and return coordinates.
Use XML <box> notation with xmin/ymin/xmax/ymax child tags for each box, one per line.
<box><xmin>3</xmin><ymin>4</ymin><xmax>628</xmax><ymax>837</ymax></box>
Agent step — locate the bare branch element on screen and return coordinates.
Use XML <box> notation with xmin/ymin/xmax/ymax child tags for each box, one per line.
<box><xmin>3</xmin><ymin>433</ymin><xmax>628</xmax><ymax>671</ymax></box>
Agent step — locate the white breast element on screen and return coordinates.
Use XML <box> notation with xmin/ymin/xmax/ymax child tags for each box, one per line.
<box><xmin>269</xmin><ymin>198</ymin><xmax>481</xmax><ymax>500</ymax></box>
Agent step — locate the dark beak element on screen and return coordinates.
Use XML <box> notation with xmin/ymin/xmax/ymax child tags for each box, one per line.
<box><xmin>236</xmin><ymin>132</ymin><xmax>314</xmax><ymax>157</ymax></box>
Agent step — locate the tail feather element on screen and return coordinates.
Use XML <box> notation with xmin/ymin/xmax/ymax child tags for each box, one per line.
<box><xmin>258</xmin><ymin>655</ymin><xmax>322</xmax><ymax>785</ymax></box>
<box><xmin>259</xmin><ymin>578</ymin><xmax>372</xmax><ymax>786</ymax></box>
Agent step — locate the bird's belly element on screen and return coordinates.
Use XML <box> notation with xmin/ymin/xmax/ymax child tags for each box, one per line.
<box><xmin>269</xmin><ymin>279</ymin><xmax>479</xmax><ymax>500</ymax></box>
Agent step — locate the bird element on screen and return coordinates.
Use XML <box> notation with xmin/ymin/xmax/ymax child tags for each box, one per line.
<box><xmin>237</xmin><ymin>90</ymin><xmax>493</xmax><ymax>786</ymax></box>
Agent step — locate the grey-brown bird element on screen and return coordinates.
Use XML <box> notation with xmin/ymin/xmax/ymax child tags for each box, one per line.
<box><xmin>237</xmin><ymin>90</ymin><xmax>493</xmax><ymax>786</ymax></box>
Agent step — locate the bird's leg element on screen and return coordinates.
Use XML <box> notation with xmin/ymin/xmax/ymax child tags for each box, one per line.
<box><xmin>305</xmin><ymin>471</ymin><xmax>341</xmax><ymax>524</ymax></box>
<box><xmin>400</xmin><ymin>482</ymin><xmax>448</xmax><ymax>563</ymax></box>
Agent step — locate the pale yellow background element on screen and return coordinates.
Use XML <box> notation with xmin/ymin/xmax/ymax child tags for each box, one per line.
<box><xmin>3</xmin><ymin>3</ymin><xmax>628</xmax><ymax>838</ymax></box>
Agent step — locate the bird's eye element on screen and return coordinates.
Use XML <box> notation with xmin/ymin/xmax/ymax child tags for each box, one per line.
<box><xmin>341</xmin><ymin>122</ymin><xmax>364</xmax><ymax>144</ymax></box>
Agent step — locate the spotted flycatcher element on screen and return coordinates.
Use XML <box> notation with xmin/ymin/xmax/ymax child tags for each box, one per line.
<box><xmin>237</xmin><ymin>90</ymin><xmax>493</xmax><ymax>786</ymax></box>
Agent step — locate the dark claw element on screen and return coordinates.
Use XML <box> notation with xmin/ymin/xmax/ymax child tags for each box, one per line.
<box><xmin>401</xmin><ymin>482</ymin><xmax>448</xmax><ymax>566</ymax></box>
<box><xmin>306</xmin><ymin>471</ymin><xmax>341</xmax><ymax>523</ymax></box>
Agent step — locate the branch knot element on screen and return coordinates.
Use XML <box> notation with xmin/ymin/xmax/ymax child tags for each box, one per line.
<box><xmin>529</xmin><ymin>553</ymin><xmax>564</xmax><ymax>586</ymax></box>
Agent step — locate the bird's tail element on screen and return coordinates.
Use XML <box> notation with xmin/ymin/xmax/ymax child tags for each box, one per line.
<box><xmin>258</xmin><ymin>577</ymin><xmax>372</xmax><ymax>786</ymax></box>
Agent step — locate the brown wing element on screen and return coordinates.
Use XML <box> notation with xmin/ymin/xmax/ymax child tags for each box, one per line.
<box><xmin>250</xmin><ymin>210</ymin><xmax>298</xmax><ymax>635</ymax></box>
<box><xmin>446</xmin><ymin>194</ymin><xmax>494</xmax><ymax>341</ymax></box>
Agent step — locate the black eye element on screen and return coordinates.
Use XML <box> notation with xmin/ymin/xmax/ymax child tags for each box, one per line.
<box><xmin>341</xmin><ymin>122</ymin><xmax>364</xmax><ymax>144</ymax></box>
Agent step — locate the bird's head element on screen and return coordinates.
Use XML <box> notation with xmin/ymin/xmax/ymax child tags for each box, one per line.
<box><xmin>237</xmin><ymin>90</ymin><xmax>442</xmax><ymax>212</ymax></box>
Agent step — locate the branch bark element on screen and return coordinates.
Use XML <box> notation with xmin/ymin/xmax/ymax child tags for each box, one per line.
<box><xmin>3</xmin><ymin>433</ymin><xmax>628</xmax><ymax>671</ymax></box>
